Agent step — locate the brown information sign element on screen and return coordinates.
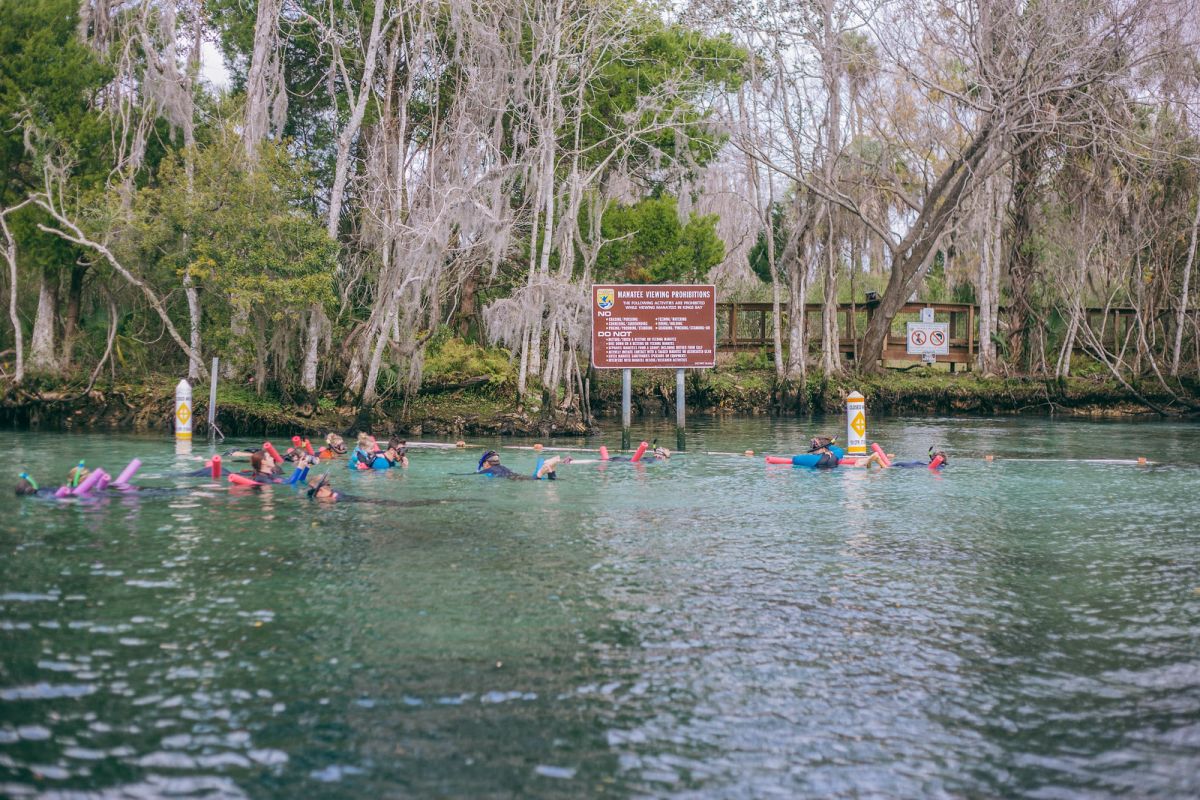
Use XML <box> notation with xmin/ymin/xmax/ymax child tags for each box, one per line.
<box><xmin>591</xmin><ymin>284</ymin><xmax>716</xmax><ymax>369</ymax></box>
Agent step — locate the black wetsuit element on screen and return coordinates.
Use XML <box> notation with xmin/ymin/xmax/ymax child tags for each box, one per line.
<box><xmin>814</xmin><ymin>451</ymin><xmax>839</xmax><ymax>469</ymax></box>
<box><xmin>477</xmin><ymin>464</ymin><xmax>553</xmax><ymax>480</ymax></box>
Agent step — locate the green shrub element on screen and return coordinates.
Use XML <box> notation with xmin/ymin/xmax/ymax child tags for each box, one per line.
<box><xmin>423</xmin><ymin>334</ymin><xmax>513</xmax><ymax>388</ymax></box>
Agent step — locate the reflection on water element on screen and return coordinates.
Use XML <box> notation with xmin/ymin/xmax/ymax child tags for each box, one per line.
<box><xmin>1</xmin><ymin>418</ymin><xmax>1198</xmax><ymax>798</ymax></box>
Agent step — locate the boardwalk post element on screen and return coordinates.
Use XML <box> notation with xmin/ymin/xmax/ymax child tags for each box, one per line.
<box><xmin>621</xmin><ymin>368</ymin><xmax>631</xmax><ymax>450</ymax></box>
<box><xmin>675</xmin><ymin>368</ymin><xmax>686</xmax><ymax>451</ymax></box>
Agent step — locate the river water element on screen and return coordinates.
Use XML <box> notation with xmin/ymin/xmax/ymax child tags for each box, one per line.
<box><xmin>0</xmin><ymin>417</ymin><xmax>1198</xmax><ymax>798</ymax></box>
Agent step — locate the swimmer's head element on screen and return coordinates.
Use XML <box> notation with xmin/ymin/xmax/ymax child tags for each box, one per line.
<box><xmin>15</xmin><ymin>474</ymin><xmax>38</xmax><ymax>495</ymax></box>
<box><xmin>67</xmin><ymin>465</ymin><xmax>90</xmax><ymax>485</ymax></box>
<box><xmin>809</xmin><ymin>436</ymin><xmax>835</xmax><ymax>452</ymax></box>
<box><xmin>325</xmin><ymin>433</ymin><xmax>347</xmax><ymax>454</ymax></box>
<box><xmin>653</xmin><ymin>446</ymin><xmax>671</xmax><ymax>460</ymax></box>
<box><xmin>250</xmin><ymin>450</ymin><xmax>274</xmax><ymax>473</ymax></box>
<box><xmin>477</xmin><ymin>450</ymin><xmax>500</xmax><ymax>471</ymax></box>
<box><xmin>306</xmin><ymin>473</ymin><xmax>331</xmax><ymax>499</ymax></box>
<box><xmin>929</xmin><ymin>448</ymin><xmax>948</xmax><ymax>466</ymax></box>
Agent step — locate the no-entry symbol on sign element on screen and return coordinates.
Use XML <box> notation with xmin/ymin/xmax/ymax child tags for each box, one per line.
<box><xmin>906</xmin><ymin>321</ymin><xmax>950</xmax><ymax>355</ymax></box>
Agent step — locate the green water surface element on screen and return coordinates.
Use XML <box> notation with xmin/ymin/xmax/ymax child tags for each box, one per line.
<box><xmin>1</xmin><ymin>417</ymin><xmax>1198</xmax><ymax>798</ymax></box>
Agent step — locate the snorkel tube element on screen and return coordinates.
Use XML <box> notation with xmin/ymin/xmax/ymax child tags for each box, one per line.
<box><xmin>306</xmin><ymin>472</ymin><xmax>330</xmax><ymax>499</ymax></box>
<box><xmin>477</xmin><ymin>450</ymin><xmax>498</xmax><ymax>472</ymax></box>
<box><xmin>70</xmin><ymin>461</ymin><xmax>86</xmax><ymax>488</ymax></box>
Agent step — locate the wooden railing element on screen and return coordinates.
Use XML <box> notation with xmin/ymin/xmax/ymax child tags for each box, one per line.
<box><xmin>716</xmin><ymin>301</ymin><xmax>1143</xmax><ymax>370</ymax></box>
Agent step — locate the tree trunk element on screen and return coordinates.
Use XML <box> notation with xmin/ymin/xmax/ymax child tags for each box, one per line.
<box><xmin>1003</xmin><ymin>138</ymin><xmax>1044</xmax><ymax>371</ymax></box>
<box><xmin>30</xmin><ymin>269</ymin><xmax>58</xmax><ymax>373</ymax></box>
<box><xmin>858</xmin><ymin>117</ymin><xmax>996</xmax><ymax>369</ymax></box>
<box><xmin>821</xmin><ymin>223</ymin><xmax>841</xmax><ymax>374</ymax></box>
<box><xmin>0</xmin><ymin>203</ymin><xmax>26</xmax><ymax>383</ymax></box>
<box><xmin>244</xmin><ymin>0</ymin><xmax>285</xmax><ymax>161</ymax></box>
<box><xmin>1170</xmin><ymin>195</ymin><xmax>1200</xmax><ymax>376</ymax></box>
<box><xmin>60</xmin><ymin>262</ymin><xmax>87</xmax><ymax>368</ymax></box>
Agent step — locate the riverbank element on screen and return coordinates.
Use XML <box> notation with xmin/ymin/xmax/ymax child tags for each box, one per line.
<box><xmin>0</xmin><ymin>367</ymin><xmax>1185</xmax><ymax>439</ymax></box>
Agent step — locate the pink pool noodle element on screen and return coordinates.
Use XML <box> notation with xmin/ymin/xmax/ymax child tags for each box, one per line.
<box><xmin>599</xmin><ymin>446</ymin><xmax>609</xmax><ymax>461</ymax></box>
<box><xmin>228</xmin><ymin>473</ymin><xmax>257</xmax><ymax>486</ymax></box>
<box><xmin>928</xmin><ymin>454</ymin><xmax>945</xmax><ymax>470</ymax></box>
<box><xmin>210</xmin><ymin>455</ymin><xmax>222</xmax><ymax>479</ymax></box>
<box><xmin>94</xmin><ymin>471</ymin><xmax>112</xmax><ymax>492</ymax></box>
<box><xmin>55</xmin><ymin>485</ymin><xmax>72</xmax><ymax>498</ymax></box>
<box><xmin>630</xmin><ymin>441</ymin><xmax>649</xmax><ymax>463</ymax></box>
<box><xmin>870</xmin><ymin>443</ymin><xmax>891</xmax><ymax>467</ymax></box>
<box><xmin>764</xmin><ymin>456</ymin><xmax>793</xmax><ymax>464</ymax></box>
<box><xmin>72</xmin><ymin>468</ymin><xmax>104</xmax><ymax>496</ymax></box>
<box><xmin>263</xmin><ymin>442</ymin><xmax>284</xmax><ymax>464</ymax></box>
<box><xmin>113</xmin><ymin>458</ymin><xmax>141</xmax><ymax>487</ymax></box>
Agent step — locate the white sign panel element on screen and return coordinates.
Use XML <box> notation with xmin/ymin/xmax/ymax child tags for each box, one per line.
<box><xmin>906</xmin><ymin>322</ymin><xmax>949</xmax><ymax>355</ymax></box>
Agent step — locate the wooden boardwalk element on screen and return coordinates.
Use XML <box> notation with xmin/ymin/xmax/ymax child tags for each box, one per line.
<box><xmin>716</xmin><ymin>301</ymin><xmax>1141</xmax><ymax>370</ymax></box>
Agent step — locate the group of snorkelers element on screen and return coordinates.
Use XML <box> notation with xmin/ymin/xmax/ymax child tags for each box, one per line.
<box><xmin>800</xmin><ymin>436</ymin><xmax>947</xmax><ymax>469</ymax></box>
<box><xmin>16</xmin><ymin>431</ymin><xmax>945</xmax><ymax>505</ymax></box>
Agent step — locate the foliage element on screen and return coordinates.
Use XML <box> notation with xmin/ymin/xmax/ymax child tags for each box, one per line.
<box><xmin>423</xmin><ymin>330</ymin><xmax>514</xmax><ymax>388</ymax></box>
<box><xmin>593</xmin><ymin>195</ymin><xmax>724</xmax><ymax>283</ymax></box>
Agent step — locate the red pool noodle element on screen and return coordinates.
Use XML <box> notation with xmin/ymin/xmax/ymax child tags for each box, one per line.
<box><xmin>630</xmin><ymin>441</ymin><xmax>649</xmax><ymax>463</ymax></box>
<box><xmin>764</xmin><ymin>456</ymin><xmax>793</xmax><ymax>464</ymax></box>
<box><xmin>303</xmin><ymin>439</ymin><xmax>315</xmax><ymax>456</ymax></box>
<box><xmin>928</xmin><ymin>454</ymin><xmax>944</xmax><ymax>470</ymax></box>
<box><xmin>871</xmin><ymin>442</ymin><xmax>892</xmax><ymax>467</ymax></box>
<box><xmin>228</xmin><ymin>473</ymin><xmax>257</xmax><ymax>486</ymax></box>
<box><xmin>210</xmin><ymin>454</ymin><xmax>222</xmax><ymax>479</ymax></box>
<box><xmin>263</xmin><ymin>442</ymin><xmax>284</xmax><ymax>464</ymax></box>
<box><xmin>599</xmin><ymin>446</ymin><xmax>609</xmax><ymax>461</ymax></box>
<box><xmin>292</xmin><ymin>436</ymin><xmax>302</xmax><ymax>448</ymax></box>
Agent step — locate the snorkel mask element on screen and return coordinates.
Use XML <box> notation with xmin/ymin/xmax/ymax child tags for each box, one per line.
<box><xmin>477</xmin><ymin>451</ymin><xmax>498</xmax><ymax>471</ymax></box>
<box><xmin>306</xmin><ymin>473</ymin><xmax>330</xmax><ymax>499</ymax></box>
<box><xmin>809</xmin><ymin>436</ymin><xmax>837</xmax><ymax>452</ymax></box>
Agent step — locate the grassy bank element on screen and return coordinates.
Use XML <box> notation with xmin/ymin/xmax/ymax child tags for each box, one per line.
<box><xmin>0</xmin><ymin>365</ymin><xmax>1183</xmax><ymax>440</ymax></box>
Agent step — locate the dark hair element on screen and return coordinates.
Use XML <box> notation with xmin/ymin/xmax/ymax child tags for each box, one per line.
<box><xmin>15</xmin><ymin>477</ymin><xmax>37</xmax><ymax>496</ymax></box>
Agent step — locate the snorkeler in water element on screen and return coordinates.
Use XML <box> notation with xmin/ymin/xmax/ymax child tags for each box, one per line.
<box><xmin>474</xmin><ymin>451</ymin><xmax>560</xmax><ymax>480</ymax></box>
<box><xmin>305</xmin><ymin>473</ymin><xmax>454</xmax><ymax>507</ymax></box>
<box><xmin>860</xmin><ymin>447</ymin><xmax>948</xmax><ymax>469</ymax></box>
<box><xmin>607</xmin><ymin>444</ymin><xmax>672</xmax><ymax>462</ymax></box>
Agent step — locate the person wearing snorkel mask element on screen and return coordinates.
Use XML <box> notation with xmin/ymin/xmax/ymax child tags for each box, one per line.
<box><xmin>607</xmin><ymin>442</ymin><xmax>671</xmax><ymax>462</ymax></box>
<box><xmin>475</xmin><ymin>451</ymin><xmax>560</xmax><ymax>480</ymax></box>
<box><xmin>307</xmin><ymin>473</ymin><xmax>343</xmax><ymax>502</ymax></box>
<box><xmin>15</xmin><ymin>473</ymin><xmax>57</xmax><ymax>497</ymax></box>
<box><xmin>874</xmin><ymin>448</ymin><xmax>949</xmax><ymax>469</ymax></box>
<box><xmin>317</xmin><ymin>433</ymin><xmax>348</xmax><ymax>459</ymax></box>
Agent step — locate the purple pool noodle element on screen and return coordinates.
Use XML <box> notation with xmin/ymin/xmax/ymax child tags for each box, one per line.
<box><xmin>95</xmin><ymin>471</ymin><xmax>111</xmax><ymax>492</ymax></box>
<box><xmin>72</xmin><ymin>469</ymin><xmax>104</xmax><ymax>496</ymax></box>
<box><xmin>55</xmin><ymin>485</ymin><xmax>72</xmax><ymax>498</ymax></box>
<box><xmin>113</xmin><ymin>458</ymin><xmax>141</xmax><ymax>488</ymax></box>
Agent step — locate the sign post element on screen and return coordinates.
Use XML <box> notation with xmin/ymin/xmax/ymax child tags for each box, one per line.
<box><xmin>592</xmin><ymin>284</ymin><xmax>716</xmax><ymax>452</ymax></box>
<box><xmin>675</xmin><ymin>368</ymin><xmax>686</xmax><ymax>451</ymax></box>
<box><xmin>621</xmin><ymin>368</ymin><xmax>632</xmax><ymax>450</ymax></box>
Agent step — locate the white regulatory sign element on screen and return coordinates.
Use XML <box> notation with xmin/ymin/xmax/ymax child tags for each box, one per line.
<box><xmin>906</xmin><ymin>322</ymin><xmax>949</xmax><ymax>355</ymax></box>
